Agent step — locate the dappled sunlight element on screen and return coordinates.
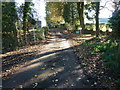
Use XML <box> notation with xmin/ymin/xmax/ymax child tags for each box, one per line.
<box><xmin>15</xmin><ymin>63</ymin><xmax>43</xmax><ymax>75</ymax></box>
<box><xmin>72</xmin><ymin>69</ymin><xmax>83</xmax><ymax>74</ymax></box>
<box><xmin>3</xmin><ymin>28</ymin><xmax>113</xmax><ymax>88</ymax></box>
<box><xmin>79</xmin><ymin>37</ymin><xmax>94</xmax><ymax>40</ymax></box>
<box><xmin>2</xmin><ymin>0</ymin><xmax>119</xmax><ymax>88</ymax></box>
<box><xmin>82</xmin><ymin>34</ymin><xmax>92</xmax><ymax>37</ymax></box>
<box><xmin>3</xmin><ymin>28</ymin><xmax>96</xmax><ymax>88</ymax></box>
<box><xmin>23</xmin><ymin>66</ymin><xmax>64</xmax><ymax>88</ymax></box>
<box><xmin>75</xmin><ymin>65</ymin><xmax>81</xmax><ymax>69</ymax></box>
<box><xmin>13</xmin><ymin>52</ymin><xmax>58</xmax><ymax>75</ymax></box>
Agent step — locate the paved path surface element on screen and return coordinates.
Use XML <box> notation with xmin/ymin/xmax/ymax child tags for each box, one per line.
<box><xmin>3</xmin><ymin>29</ymin><xmax>88</xmax><ymax>88</ymax></box>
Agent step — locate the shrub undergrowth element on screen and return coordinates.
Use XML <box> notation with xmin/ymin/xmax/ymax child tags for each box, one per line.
<box><xmin>82</xmin><ymin>39</ymin><xmax>120</xmax><ymax>85</ymax></box>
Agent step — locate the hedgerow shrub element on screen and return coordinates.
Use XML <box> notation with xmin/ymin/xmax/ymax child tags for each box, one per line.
<box><xmin>82</xmin><ymin>40</ymin><xmax>119</xmax><ymax>72</ymax></box>
<box><xmin>42</xmin><ymin>26</ymin><xmax>49</xmax><ymax>37</ymax></box>
<box><xmin>109</xmin><ymin>10</ymin><xmax>120</xmax><ymax>39</ymax></box>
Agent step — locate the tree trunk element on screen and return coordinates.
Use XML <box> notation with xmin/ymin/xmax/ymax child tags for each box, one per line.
<box><xmin>23</xmin><ymin>1</ymin><xmax>30</xmax><ymax>45</ymax></box>
<box><xmin>95</xmin><ymin>2</ymin><xmax>100</xmax><ymax>37</ymax></box>
<box><xmin>13</xmin><ymin>28</ymin><xmax>18</xmax><ymax>47</ymax></box>
<box><xmin>77</xmin><ymin>2</ymin><xmax>85</xmax><ymax>33</ymax></box>
<box><xmin>71</xmin><ymin>3</ymin><xmax>74</xmax><ymax>24</ymax></box>
<box><xmin>23</xmin><ymin>4</ymin><xmax>27</xmax><ymax>45</ymax></box>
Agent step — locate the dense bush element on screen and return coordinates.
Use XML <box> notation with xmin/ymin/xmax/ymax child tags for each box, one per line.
<box><xmin>2</xmin><ymin>2</ymin><xmax>18</xmax><ymax>53</ymax></box>
<box><xmin>87</xmin><ymin>40</ymin><xmax>120</xmax><ymax>85</ymax></box>
<box><xmin>42</xmin><ymin>26</ymin><xmax>49</xmax><ymax>37</ymax></box>
<box><xmin>35</xmin><ymin>26</ymin><xmax>49</xmax><ymax>40</ymax></box>
<box><xmin>36</xmin><ymin>28</ymin><xmax>44</xmax><ymax>40</ymax></box>
<box><xmin>64</xmin><ymin>23</ymin><xmax>80</xmax><ymax>31</ymax></box>
<box><xmin>65</xmin><ymin>23</ymin><xmax>72</xmax><ymax>30</ymax></box>
<box><xmin>58</xmin><ymin>24</ymin><xmax>67</xmax><ymax>29</ymax></box>
<box><xmin>85</xmin><ymin>23</ymin><xmax>95</xmax><ymax>30</ymax></box>
<box><xmin>82</xmin><ymin>40</ymin><xmax>119</xmax><ymax>72</ymax></box>
<box><xmin>109</xmin><ymin>10</ymin><xmax>120</xmax><ymax>39</ymax></box>
<box><xmin>109</xmin><ymin>9</ymin><xmax>120</xmax><ymax>85</ymax></box>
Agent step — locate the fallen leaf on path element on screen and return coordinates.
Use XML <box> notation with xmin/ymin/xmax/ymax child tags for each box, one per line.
<box><xmin>19</xmin><ymin>85</ymin><xmax>23</xmax><ymax>88</ymax></box>
<box><xmin>55</xmin><ymin>79</ymin><xmax>58</xmax><ymax>82</ymax></box>
<box><xmin>33</xmin><ymin>83</ymin><xmax>38</xmax><ymax>88</ymax></box>
<box><xmin>40</xmin><ymin>68</ymin><xmax>46</xmax><ymax>70</ymax></box>
<box><xmin>33</xmin><ymin>75</ymin><xmax>38</xmax><ymax>78</ymax></box>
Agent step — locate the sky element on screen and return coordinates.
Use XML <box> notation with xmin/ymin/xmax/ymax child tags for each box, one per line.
<box><xmin>16</xmin><ymin>0</ymin><xmax>47</xmax><ymax>27</ymax></box>
<box><xmin>32</xmin><ymin>0</ymin><xmax>46</xmax><ymax>27</ymax></box>
<box><xmin>99</xmin><ymin>0</ymin><xmax>115</xmax><ymax>18</ymax></box>
<box><xmin>16</xmin><ymin>0</ymin><xmax>115</xmax><ymax>26</ymax></box>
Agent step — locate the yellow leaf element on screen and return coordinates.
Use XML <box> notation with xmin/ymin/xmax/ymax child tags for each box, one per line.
<box><xmin>40</xmin><ymin>68</ymin><xmax>45</xmax><ymax>70</ymax></box>
<box><xmin>33</xmin><ymin>75</ymin><xmax>38</xmax><ymax>78</ymax></box>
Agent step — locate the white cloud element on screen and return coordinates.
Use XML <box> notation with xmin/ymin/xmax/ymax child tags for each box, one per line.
<box><xmin>99</xmin><ymin>0</ymin><xmax>115</xmax><ymax>18</ymax></box>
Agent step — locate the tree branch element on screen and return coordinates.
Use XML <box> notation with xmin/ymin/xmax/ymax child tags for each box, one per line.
<box><xmin>100</xmin><ymin>1</ymin><xmax>110</xmax><ymax>10</ymax></box>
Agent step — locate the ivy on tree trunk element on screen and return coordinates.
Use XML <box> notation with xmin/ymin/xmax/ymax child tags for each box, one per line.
<box><xmin>77</xmin><ymin>2</ymin><xmax>85</xmax><ymax>33</ymax></box>
<box><xmin>95</xmin><ymin>2</ymin><xmax>100</xmax><ymax>37</ymax></box>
